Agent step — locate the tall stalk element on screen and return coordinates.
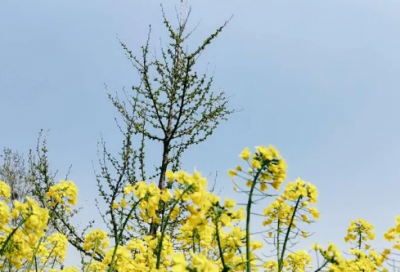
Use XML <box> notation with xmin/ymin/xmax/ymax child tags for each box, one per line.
<box><xmin>245</xmin><ymin>169</ymin><xmax>262</xmax><ymax>272</ymax></box>
<box><xmin>278</xmin><ymin>196</ymin><xmax>302</xmax><ymax>272</ymax></box>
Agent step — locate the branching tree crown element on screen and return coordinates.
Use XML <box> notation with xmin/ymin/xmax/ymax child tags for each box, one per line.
<box><xmin>25</xmin><ymin>3</ymin><xmax>235</xmax><ymax>262</ymax></box>
<box><xmin>96</xmin><ymin>4</ymin><xmax>234</xmax><ymax>239</ymax></box>
<box><xmin>109</xmin><ymin>4</ymin><xmax>233</xmax><ymax>190</ymax></box>
<box><xmin>0</xmin><ymin>148</ymin><xmax>35</xmax><ymax>203</ymax></box>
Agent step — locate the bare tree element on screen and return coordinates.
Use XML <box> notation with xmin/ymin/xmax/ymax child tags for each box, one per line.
<box><xmin>103</xmin><ymin>3</ymin><xmax>234</xmax><ymax>236</ymax></box>
<box><xmin>0</xmin><ymin>148</ymin><xmax>35</xmax><ymax>203</ymax></box>
<box><xmin>31</xmin><ymin>2</ymin><xmax>235</xmax><ymax>263</ymax></box>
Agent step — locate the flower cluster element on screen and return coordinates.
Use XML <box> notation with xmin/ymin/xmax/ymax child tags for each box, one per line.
<box><xmin>0</xmin><ymin>144</ymin><xmax>398</xmax><ymax>272</ymax></box>
<box><xmin>384</xmin><ymin>216</ymin><xmax>400</xmax><ymax>250</ymax></box>
<box><xmin>230</xmin><ymin>145</ymin><xmax>287</xmax><ymax>192</ymax></box>
<box><xmin>83</xmin><ymin>229</ymin><xmax>110</xmax><ymax>254</ymax></box>
<box><xmin>0</xmin><ymin>181</ymin><xmax>69</xmax><ymax>270</ymax></box>
<box><xmin>262</xmin><ymin>178</ymin><xmax>320</xmax><ymax>243</ymax></box>
<box><xmin>46</xmin><ymin>180</ymin><xmax>78</xmax><ymax>207</ymax></box>
<box><xmin>344</xmin><ymin>219</ymin><xmax>375</xmax><ymax>249</ymax></box>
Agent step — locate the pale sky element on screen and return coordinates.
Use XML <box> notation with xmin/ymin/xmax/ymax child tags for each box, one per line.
<box><xmin>1</xmin><ymin>0</ymin><xmax>400</xmax><ymax>266</ymax></box>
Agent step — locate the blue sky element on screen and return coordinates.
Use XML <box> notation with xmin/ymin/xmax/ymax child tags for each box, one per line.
<box><xmin>1</xmin><ymin>0</ymin><xmax>400</xmax><ymax>265</ymax></box>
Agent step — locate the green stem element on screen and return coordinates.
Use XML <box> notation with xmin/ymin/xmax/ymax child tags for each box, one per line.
<box><xmin>278</xmin><ymin>196</ymin><xmax>302</xmax><ymax>272</ymax></box>
<box><xmin>27</xmin><ymin>204</ymin><xmax>58</xmax><ymax>272</ymax></box>
<box><xmin>245</xmin><ymin>170</ymin><xmax>262</xmax><ymax>272</ymax></box>
<box><xmin>108</xmin><ymin>199</ymin><xmax>142</xmax><ymax>272</ymax></box>
<box><xmin>215</xmin><ymin>217</ymin><xmax>229</xmax><ymax>272</ymax></box>
<box><xmin>26</xmin><ymin>236</ymin><xmax>44</xmax><ymax>272</ymax></box>
<box><xmin>156</xmin><ymin>186</ymin><xmax>192</xmax><ymax>269</ymax></box>
<box><xmin>192</xmin><ymin>229</ymin><xmax>196</xmax><ymax>253</ymax></box>
<box><xmin>276</xmin><ymin>219</ymin><xmax>280</xmax><ymax>261</ymax></box>
<box><xmin>51</xmin><ymin>257</ymin><xmax>57</xmax><ymax>269</ymax></box>
<box><xmin>85</xmin><ymin>240</ymin><xmax>99</xmax><ymax>272</ymax></box>
<box><xmin>34</xmin><ymin>256</ymin><xmax>38</xmax><ymax>272</ymax></box>
<box><xmin>1</xmin><ymin>258</ymin><xmax>8</xmax><ymax>272</ymax></box>
<box><xmin>40</xmin><ymin>241</ymin><xmax>58</xmax><ymax>270</ymax></box>
<box><xmin>314</xmin><ymin>260</ymin><xmax>329</xmax><ymax>272</ymax></box>
<box><xmin>0</xmin><ymin>217</ymin><xmax>27</xmax><ymax>255</ymax></box>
